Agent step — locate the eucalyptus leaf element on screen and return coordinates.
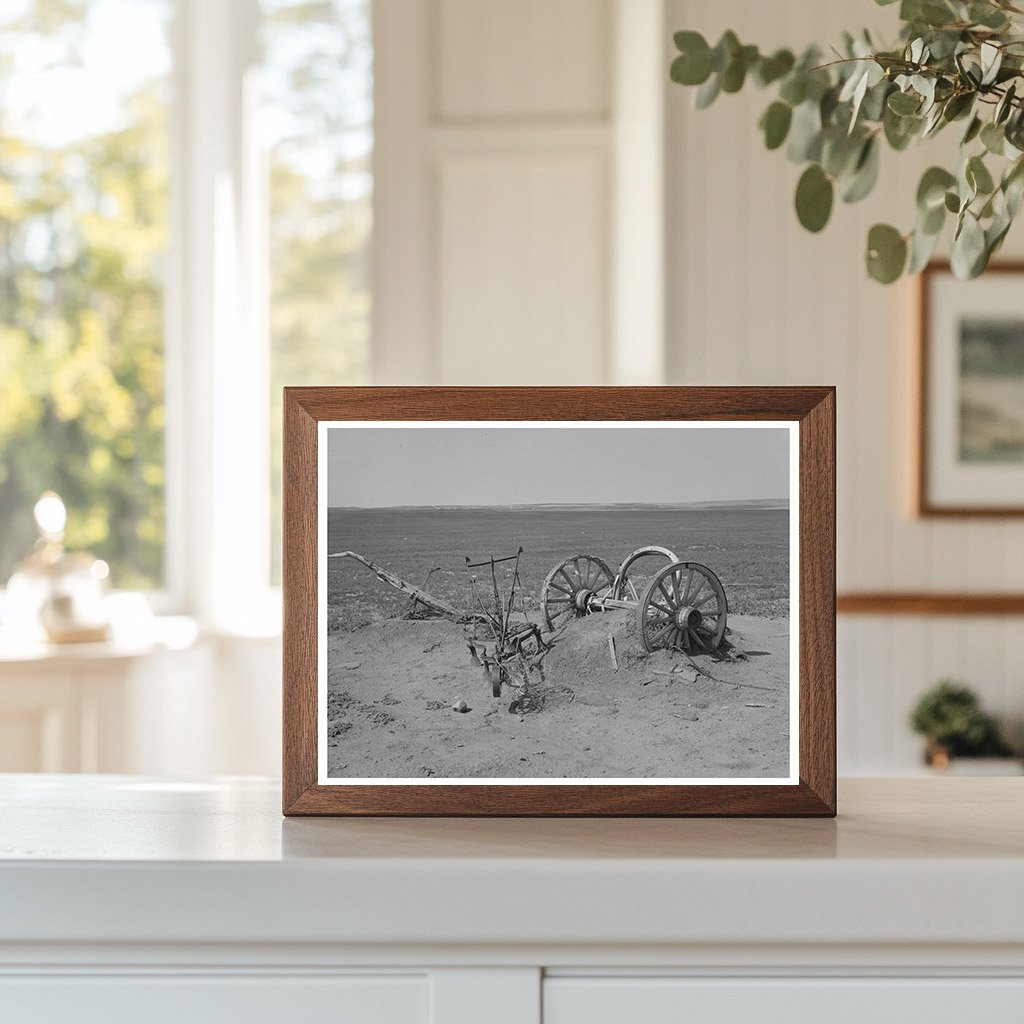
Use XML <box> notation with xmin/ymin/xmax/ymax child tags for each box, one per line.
<box><xmin>903</xmin><ymin>0</ymin><xmax>958</xmax><ymax>28</ymax></box>
<box><xmin>914</xmin><ymin>75</ymin><xmax>937</xmax><ymax>111</ymax></box>
<box><xmin>820</xmin><ymin>85</ymin><xmax>841</xmax><ymax>126</ymax></box>
<box><xmin>942</xmin><ymin>91</ymin><xmax>974</xmax><ymax>122</ymax></box>
<box><xmin>694</xmin><ymin>73</ymin><xmax>721</xmax><ymax>109</ymax></box>
<box><xmin>1006</xmin><ymin>172</ymin><xmax>1024</xmax><ymax>218</ymax></box>
<box><xmin>866</xmin><ymin>223</ymin><xmax>908</xmax><ymax>283</ymax></box>
<box><xmin>981</xmin><ymin>121</ymin><xmax>1006</xmax><ymax>155</ymax></box>
<box><xmin>795</xmin><ymin>164</ymin><xmax>834</xmax><ymax>232</ymax></box>
<box><xmin>787</xmin><ymin>101</ymin><xmax>823</xmax><ymax>162</ymax></box>
<box><xmin>962</xmin><ymin>115</ymin><xmax>983</xmax><ymax>145</ymax></box>
<box><xmin>927</xmin><ymin>30</ymin><xmax>963</xmax><ymax>60</ymax></box>
<box><xmin>1004</xmin><ymin>158</ymin><xmax>1024</xmax><ymax>216</ymax></box>
<box><xmin>908</xmin><ymin>221</ymin><xmax>942</xmax><ymax>273</ymax></box>
<box><xmin>952</xmin><ymin>211</ymin><xmax>987</xmax><ymax>278</ymax></box>
<box><xmin>721</xmin><ymin>44</ymin><xmax>759</xmax><ymax>92</ymax></box>
<box><xmin>980</xmin><ymin>42</ymin><xmax>1003</xmax><ymax>86</ymax></box>
<box><xmin>921</xmin><ymin>102</ymin><xmax>942</xmax><ymax>138</ymax></box>
<box><xmin>970</xmin><ymin>2</ymin><xmax>1009</xmax><ymax>29</ymax></box>
<box><xmin>888</xmin><ymin>90</ymin><xmax>921</xmax><ymax>115</ymax></box>
<box><xmin>754</xmin><ymin>49</ymin><xmax>795</xmax><ymax>87</ymax></box>
<box><xmin>760</xmin><ymin>101</ymin><xmax>793</xmax><ymax>150</ymax></box>
<box><xmin>671</xmin><ymin>52</ymin><xmax>711</xmax><ymax>87</ymax></box>
<box><xmin>822</xmin><ymin>128</ymin><xmax>864</xmax><ymax>178</ymax></box>
<box><xmin>779</xmin><ymin>73</ymin><xmax>807</xmax><ymax>106</ymax></box>
<box><xmin>861</xmin><ymin>79</ymin><xmax>892</xmax><ymax>122</ymax></box>
<box><xmin>710</xmin><ymin>31</ymin><xmax>740</xmax><ymax>73</ymax></box>
<box><xmin>884</xmin><ymin>106</ymin><xmax>922</xmax><ymax>150</ymax></box>
<box><xmin>920</xmin><ymin>200</ymin><xmax>946</xmax><ymax>235</ymax></box>
<box><xmin>842</xmin><ymin>137</ymin><xmax>881</xmax><ymax>203</ymax></box>
<box><xmin>917</xmin><ymin>166</ymin><xmax>957</xmax><ymax>210</ymax></box>
<box><xmin>996</xmin><ymin>82</ymin><xmax>1017</xmax><ymax>124</ymax></box>
<box><xmin>967</xmin><ymin>154</ymin><xmax>995</xmax><ymax>195</ymax></box>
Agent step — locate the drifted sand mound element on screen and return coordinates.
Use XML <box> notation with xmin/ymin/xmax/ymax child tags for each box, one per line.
<box><xmin>326</xmin><ymin>608</ymin><xmax>790</xmax><ymax>780</ymax></box>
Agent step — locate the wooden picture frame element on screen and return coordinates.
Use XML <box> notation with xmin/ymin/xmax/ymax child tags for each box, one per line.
<box><xmin>917</xmin><ymin>260</ymin><xmax>1024</xmax><ymax>517</ymax></box>
<box><xmin>283</xmin><ymin>387</ymin><xmax>836</xmax><ymax>816</ymax></box>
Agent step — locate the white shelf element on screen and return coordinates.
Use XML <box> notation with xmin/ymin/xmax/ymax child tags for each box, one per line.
<box><xmin>3</xmin><ymin>775</ymin><xmax>1023</xmax><ymax>1020</ymax></box>
<box><xmin>1</xmin><ymin>776</ymin><xmax>1023</xmax><ymax>952</ymax></box>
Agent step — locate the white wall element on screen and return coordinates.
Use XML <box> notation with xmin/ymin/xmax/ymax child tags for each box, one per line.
<box><xmin>665</xmin><ymin>0</ymin><xmax>1024</xmax><ymax>772</ymax></box>
<box><xmin>373</xmin><ymin>0</ymin><xmax>666</xmax><ymax>386</ymax></box>
<box><xmin>159</xmin><ymin>0</ymin><xmax>1024</xmax><ymax>780</ymax></box>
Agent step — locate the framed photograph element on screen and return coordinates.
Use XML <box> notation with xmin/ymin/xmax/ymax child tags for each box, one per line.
<box><xmin>918</xmin><ymin>261</ymin><xmax>1024</xmax><ymax>516</ymax></box>
<box><xmin>283</xmin><ymin>387</ymin><xmax>835</xmax><ymax>816</ymax></box>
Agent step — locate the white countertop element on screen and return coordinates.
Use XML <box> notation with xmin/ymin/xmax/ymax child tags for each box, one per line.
<box><xmin>2</xmin><ymin>775</ymin><xmax>1023</xmax><ymax>951</ymax></box>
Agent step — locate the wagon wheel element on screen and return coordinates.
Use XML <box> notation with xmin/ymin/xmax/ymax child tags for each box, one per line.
<box><xmin>638</xmin><ymin>561</ymin><xmax>728</xmax><ymax>653</ymax></box>
<box><xmin>611</xmin><ymin>545</ymin><xmax>680</xmax><ymax>601</ymax></box>
<box><xmin>541</xmin><ymin>554</ymin><xmax>616</xmax><ymax>631</ymax></box>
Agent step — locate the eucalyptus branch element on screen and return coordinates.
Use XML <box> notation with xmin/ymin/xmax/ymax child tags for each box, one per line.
<box><xmin>670</xmin><ymin>0</ymin><xmax>1024</xmax><ymax>283</ymax></box>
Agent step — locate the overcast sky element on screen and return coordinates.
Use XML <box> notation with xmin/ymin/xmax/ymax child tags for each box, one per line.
<box><xmin>326</xmin><ymin>425</ymin><xmax>791</xmax><ymax>508</ymax></box>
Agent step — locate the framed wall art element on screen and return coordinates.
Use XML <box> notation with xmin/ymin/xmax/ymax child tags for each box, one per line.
<box><xmin>918</xmin><ymin>261</ymin><xmax>1024</xmax><ymax>517</ymax></box>
<box><xmin>282</xmin><ymin>387</ymin><xmax>836</xmax><ymax>816</ymax></box>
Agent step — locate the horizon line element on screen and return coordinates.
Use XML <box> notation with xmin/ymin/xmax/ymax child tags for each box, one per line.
<box><xmin>327</xmin><ymin>498</ymin><xmax>790</xmax><ymax>512</ymax></box>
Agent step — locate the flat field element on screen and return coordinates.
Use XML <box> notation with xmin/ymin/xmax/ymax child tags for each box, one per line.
<box><xmin>324</xmin><ymin>505</ymin><xmax>792</xmax><ymax>782</ymax></box>
<box><xmin>326</xmin><ymin>505</ymin><xmax>789</xmax><ymax>629</ymax></box>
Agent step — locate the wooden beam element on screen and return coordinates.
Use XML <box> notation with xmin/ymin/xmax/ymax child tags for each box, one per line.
<box><xmin>838</xmin><ymin>592</ymin><xmax>1024</xmax><ymax>616</ymax></box>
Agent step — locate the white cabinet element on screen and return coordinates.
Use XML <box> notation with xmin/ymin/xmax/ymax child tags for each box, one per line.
<box><xmin>2</xmin><ymin>777</ymin><xmax>1023</xmax><ymax>1024</ymax></box>
<box><xmin>544</xmin><ymin>977</ymin><xmax>1024</xmax><ymax>1024</ymax></box>
<box><xmin>1</xmin><ymin>975</ymin><xmax>428</xmax><ymax>1024</ymax></box>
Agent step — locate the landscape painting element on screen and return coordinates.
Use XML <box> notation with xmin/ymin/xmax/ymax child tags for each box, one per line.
<box><xmin>959</xmin><ymin>316</ymin><xmax>1024</xmax><ymax>463</ymax></box>
<box><xmin>319</xmin><ymin>423</ymin><xmax>796</xmax><ymax>784</ymax></box>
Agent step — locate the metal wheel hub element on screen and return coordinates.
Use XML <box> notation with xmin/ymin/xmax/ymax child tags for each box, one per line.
<box><xmin>574</xmin><ymin>589</ymin><xmax>593</xmax><ymax>612</ymax></box>
<box><xmin>675</xmin><ymin>605</ymin><xmax>702</xmax><ymax>629</ymax></box>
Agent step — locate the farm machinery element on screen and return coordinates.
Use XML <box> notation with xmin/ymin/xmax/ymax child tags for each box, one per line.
<box><xmin>330</xmin><ymin>544</ymin><xmax>729</xmax><ymax>701</ymax></box>
<box><xmin>540</xmin><ymin>546</ymin><xmax>729</xmax><ymax>655</ymax></box>
<box><xmin>333</xmin><ymin>544</ymin><xmax>729</xmax><ymax>651</ymax></box>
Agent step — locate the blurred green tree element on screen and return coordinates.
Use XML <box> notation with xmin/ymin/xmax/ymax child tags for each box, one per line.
<box><xmin>0</xmin><ymin>0</ymin><xmax>170</xmax><ymax>587</ymax></box>
<box><xmin>0</xmin><ymin>0</ymin><xmax>372</xmax><ymax>591</ymax></box>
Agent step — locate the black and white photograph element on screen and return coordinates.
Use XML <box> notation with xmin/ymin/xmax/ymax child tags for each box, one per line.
<box><xmin>319</xmin><ymin>422</ymin><xmax>797</xmax><ymax>784</ymax></box>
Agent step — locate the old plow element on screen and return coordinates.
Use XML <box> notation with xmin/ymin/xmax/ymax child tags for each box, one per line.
<box><xmin>330</xmin><ymin>549</ymin><xmax>547</xmax><ymax>699</ymax></box>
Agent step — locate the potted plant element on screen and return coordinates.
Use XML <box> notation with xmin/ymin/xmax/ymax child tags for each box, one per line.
<box><xmin>909</xmin><ymin>680</ymin><xmax>1020</xmax><ymax>772</ymax></box>
<box><xmin>670</xmin><ymin>0</ymin><xmax>1024</xmax><ymax>283</ymax></box>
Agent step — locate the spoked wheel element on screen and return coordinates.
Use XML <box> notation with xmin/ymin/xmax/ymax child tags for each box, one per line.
<box><xmin>611</xmin><ymin>545</ymin><xmax>680</xmax><ymax>601</ymax></box>
<box><xmin>638</xmin><ymin>561</ymin><xmax>728</xmax><ymax>653</ymax></box>
<box><xmin>541</xmin><ymin>554</ymin><xmax>615</xmax><ymax>631</ymax></box>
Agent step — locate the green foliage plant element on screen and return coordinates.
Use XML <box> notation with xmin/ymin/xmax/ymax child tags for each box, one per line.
<box><xmin>671</xmin><ymin>0</ymin><xmax>1024</xmax><ymax>283</ymax></box>
<box><xmin>909</xmin><ymin>679</ymin><xmax>1015</xmax><ymax>756</ymax></box>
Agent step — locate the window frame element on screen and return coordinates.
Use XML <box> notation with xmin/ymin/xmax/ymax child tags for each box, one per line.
<box><xmin>165</xmin><ymin>0</ymin><xmax>280</xmax><ymax>633</ymax></box>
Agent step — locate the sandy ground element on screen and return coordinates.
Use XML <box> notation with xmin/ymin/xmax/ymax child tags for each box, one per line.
<box><xmin>326</xmin><ymin>609</ymin><xmax>790</xmax><ymax>780</ymax></box>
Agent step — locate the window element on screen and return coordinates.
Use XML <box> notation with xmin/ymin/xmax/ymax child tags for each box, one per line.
<box><xmin>0</xmin><ymin>0</ymin><xmax>172</xmax><ymax>589</ymax></box>
<box><xmin>0</xmin><ymin>0</ymin><xmax>373</xmax><ymax>616</ymax></box>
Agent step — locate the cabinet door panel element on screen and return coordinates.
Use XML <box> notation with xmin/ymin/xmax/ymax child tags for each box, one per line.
<box><xmin>0</xmin><ymin>975</ymin><xmax>427</xmax><ymax>1024</ymax></box>
<box><xmin>544</xmin><ymin>977</ymin><xmax>1024</xmax><ymax>1024</ymax></box>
